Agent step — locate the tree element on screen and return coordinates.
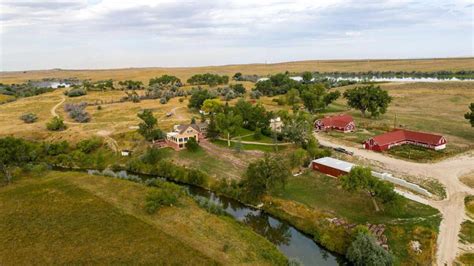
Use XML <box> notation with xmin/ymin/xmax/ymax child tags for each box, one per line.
<box><xmin>340</xmin><ymin>166</ymin><xmax>398</xmax><ymax>211</ymax></box>
<box><xmin>188</xmin><ymin>88</ymin><xmax>215</xmax><ymax>109</ymax></box>
<box><xmin>233</xmin><ymin>72</ymin><xmax>243</xmax><ymax>81</ymax></box>
<box><xmin>137</xmin><ymin>109</ymin><xmax>164</xmax><ymax>141</ymax></box>
<box><xmin>185</xmin><ymin>137</ymin><xmax>199</xmax><ymax>152</ymax></box>
<box><xmin>465</xmin><ymin>103</ymin><xmax>474</xmax><ymax>127</ymax></box>
<box><xmin>286</xmin><ymin>88</ymin><xmax>300</xmax><ymax>106</ymax></box>
<box><xmin>243</xmin><ymin>154</ymin><xmax>291</xmax><ymax>200</ymax></box>
<box><xmin>118</xmin><ymin>80</ymin><xmax>143</xmax><ymax>90</ymax></box>
<box><xmin>47</xmin><ymin>117</ymin><xmax>67</xmax><ymax>131</ymax></box>
<box><xmin>282</xmin><ymin>112</ymin><xmax>312</xmax><ymax>145</ymax></box>
<box><xmin>230</xmin><ymin>83</ymin><xmax>246</xmax><ymax>94</ymax></box>
<box><xmin>233</xmin><ymin>99</ymin><xmax>270</xmax><ymax>131</ymax></box>
<box><xmin>300</xmin><ymin>84</ymin><xmax>327</xmax><ymax>113</ymax></box>
<box><xmin>323</xmin><ymin>90</ymin><xmax>341</xmax><ymax>106</ymax></box>
<box><xmin>149</xmin><ymin>75</ymin><xmax>181</xmax><ymax>87</ymax></box>
<box><xmin>346</xmin><ymin>232</ymin><xmax>393</xmax><ymax>266</ymax></box>
<box><xmin>302</xmin><ymin>71</ymin><xmax>313</xmax><ymax>83</ymax></box>
<box><xmin>201</xmin><ymin>98</ymin><xmax>223</xmax><ymax>114</ymax></box>
<box><xmin>343</xmin><ymin>85</ymin><xmax>392</xmax><ymax>118</ymax></box>
<box><xmin>0</xmin><ymin>137</ymin><xmax>37</xmax><ymax>183</ymax></box>
<box><xmin>216</xmin><ymin>111</ymin><xmax>242</xmax><ymax>146</ymax></box>
<box><xmin>289</xmin><ymin>148</ymin><xmax>309</xmax><ymax>169</ymax></box>
<box><xmin>206</xmin><ymin>114</ymin><xmax>220</xmax><ymax>140</ymax></box>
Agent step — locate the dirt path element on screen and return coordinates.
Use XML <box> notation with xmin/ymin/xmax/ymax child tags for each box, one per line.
<box><xmin>218</xmin><ymin>138</ymin><xmax>292</xmax><ymax>146</ymax></box>
<box><xmin>97</xmin><ymin>130</ymin><xmax>119</xmax><ymax>153</ymax></box>
<box><xmin>50</xmin><ymin>96</ymin><xmax>65</xmax><ymax>117</ymax></box>
<box><xmin>316</xmin><ymin>133</ymin><xmax>474</xmax><ymax>265</ymax></box>
<box><xmin>199</xmin><ymin>139</ymin><xmax>263</xmax><ymax>170</ymax></box>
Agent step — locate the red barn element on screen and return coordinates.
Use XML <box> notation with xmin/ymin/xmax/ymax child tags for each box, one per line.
<box><xmin>364</xmin><ymin>129</ymin><xmax>447</xmax><ymax>152</ymax></box>
<box><xmin>314</xmin><ymin>114</ymin><xmax>355</xmax><ymax>133</ymax></box>
<box><xmin>311</xmin><ymin>157</ymin><xmax>355</xmax><ymax>177</ymax></box>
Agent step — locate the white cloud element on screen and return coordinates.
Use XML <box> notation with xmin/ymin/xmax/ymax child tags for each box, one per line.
<box><xmin>0</xmin><ymin>0</ymin><xmax>472</xmax><ymax>70</ymax></box>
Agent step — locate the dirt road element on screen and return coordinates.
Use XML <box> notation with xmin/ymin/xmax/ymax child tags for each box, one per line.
<box><xmin>50</xmin><ymin>96</ymin><xmax>66</xmax><ymax>117</ymax></box>
<box><xmin>316</xmin><ymin>133</ymin><xmax>474</xmax><ymax>265</ymax></box>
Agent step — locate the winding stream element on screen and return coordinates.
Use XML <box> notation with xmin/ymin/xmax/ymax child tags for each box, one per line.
<box><xmin>186</xmin><ymin>186</ymin><xmax>346</xmax><ymax>265</ymax></box>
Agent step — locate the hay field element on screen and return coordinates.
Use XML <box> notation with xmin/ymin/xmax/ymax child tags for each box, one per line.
<box><xmin>1</xmin><ymin>57</ymin><xmax>473</xmax><ymax>84</ymax></box>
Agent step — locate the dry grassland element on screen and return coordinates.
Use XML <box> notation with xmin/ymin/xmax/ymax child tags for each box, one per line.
<box><xmin>1</xmin><ymin>58</ymin><xmax>473</xmax><ymax>84</ymax></box>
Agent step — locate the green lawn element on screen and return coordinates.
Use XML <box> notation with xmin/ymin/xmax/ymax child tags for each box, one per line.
<box><xmin>272</xmin><ymin>170</ymin><xmax>441</xmax><ymax>265</ymax></box>
<box><xmin>212</xmin><ymin>139</ymin><xmax>287</xmax><ymax>152</ymax></box>
<box><xmin>0</xmin><ymin>172</ymin><xmax>287</xmax><ymax>265</ymax></box>
<box><xmin>273</xmin><ymin>171</ymin><xmax>439</xmax><ymax>224</ymax></box>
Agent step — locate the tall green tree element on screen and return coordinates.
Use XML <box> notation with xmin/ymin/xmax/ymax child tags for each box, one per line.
<box><xmin>302</xmin><ymin>71</ymin><xmax>313</xmax><ymax>83</ymax></box>
<box><xmin>341</xmin><ymin>166</ymin><xmax>398</xmax><ymax>211</ymax></box>
<box><xmin>206</xmin><ymin>114</ymin><xmax>220</xmax><ymax>140</ymax></box>
<box><xmin>343</xmin><ymin>85</ymin><xmax>392</xmax><ymax>118</ymax></box>
<box><xmin>0</xmin><ymin>137</ymin><xmax>37</xmax><ymax>183</ymax></box>
<box><xmin>243</xmin><ymin>154</ymin><xmax>291</xmax><ymax>200</ymax></box>
<box><xmin>188</xmin><ymin>88</ymin><xmax>215</xmax><ymax>109</ymax></box>
<box><xmin>465</xmin><ymin>103</ymin><xmax>474</xmax><ymax>127</ymax></box>
<box><xmin>282</xmin><ymin>111</ymin><xmax>312</xmax><ymax>145</ymax></box>
<box><xmin>300</xmin><ymin>84</ymin><xmax>327</xmax><ymax>113</ymax></box>
<box><xmin>216</xmin><ymin>111</ymin><xmax>242</xmax><ymax>146</ymax></box>
<box><xmin>137</xmin><ymin>109</ymin><xmax>164</xmax><ymax>141</ymax></box>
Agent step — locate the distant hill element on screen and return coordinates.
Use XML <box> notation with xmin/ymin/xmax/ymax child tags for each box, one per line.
<box><xmin>1</xmin><ymin>57</ymin><xmax>473</xmax><ymax>84</ymax></box>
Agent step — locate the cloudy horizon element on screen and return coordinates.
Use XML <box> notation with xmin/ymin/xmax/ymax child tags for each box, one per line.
<box><xmin>0</xmin><ymin>0</ymin><xmax>473</xmax><ymax>71</ymax></box>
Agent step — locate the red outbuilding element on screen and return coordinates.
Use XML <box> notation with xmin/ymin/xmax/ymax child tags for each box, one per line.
<box><xmin>314</xmin><ymin>114</ymin><xmax>355</xmax><ymax>133</ymax></box>
<box><xmin>364</xmin><ymin>129</ymin><xmax>447</xmax><ymax>152</ymax></box>
<box><xmin>311</xmin><ymin>157</ymin><xmax>355</xmax><ymax>177</ymax></box>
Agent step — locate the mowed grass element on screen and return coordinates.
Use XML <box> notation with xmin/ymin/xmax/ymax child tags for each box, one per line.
<box><xmin>0</xmin><ymin>172</ymin><xmax>287</xmax><ymax>265</ymax></box>
<box><xmin>1</xmin><ymin>58</ymin><xmax>473</xmax><ymax>84</ymax></box>
<box><xmin>273</xmin><ymin>171</ymin><xmax>439</xmax><ymax>224</ymax></box>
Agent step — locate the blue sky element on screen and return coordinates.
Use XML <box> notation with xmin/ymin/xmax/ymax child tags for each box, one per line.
<box><xmin>0</xmin><ymin>0</ymin><xmax>472</xmax><ymax>71</ymax></box>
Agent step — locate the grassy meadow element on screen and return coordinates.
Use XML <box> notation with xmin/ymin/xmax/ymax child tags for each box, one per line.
<box><xmin>0</xmin><ymin>171</ymin><xmax>286</xmax><ymax>265</ymax></box>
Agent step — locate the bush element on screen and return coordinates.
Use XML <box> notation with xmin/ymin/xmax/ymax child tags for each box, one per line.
<box><xmin>185</xmin><ymin>137</ymin><xmax>199</xmax><ymax>152</ymax></box>
<box><xmin>46</xmin><ymin>117</ymin><xmax>67</xmax><ymax>131</ymax></box>
<box><xmin>20</xmin><ymin>113</ymin><xmax>38</xmax><ymax>123</ymax></box>
<box><xmin>97</xmin><ymin>105</ymin><xmax>102</xmax><ymax>110</ymax></box>
<box><xmin>145</xmin><ymin>189</ymin><xmax>179</xmax><ymax>214</ymax></box>
<box><xmin>76</xmin><ymin>138</ymin><xmax>102</xmax><ymax>153</ymax></box>
<box><xmin>346</xmin><ymin>232</ymin><xmax>393</xmax><ymax>266</ymax></box>
<box><xmin>66</xmin><ymin>88</ymin><xmax>87</xmax><ymax>97</ymax></box>
<box><xmin>192</xmin><ymin>195</ymin><xmax>228</xmax><ymax>216</ymax></box>
<box><xmin>186</xmin><ymin>169</ymin><xmax>207</xmax><ymax>185</ymax></box>
<box><xmin>64</xmin><ymin>102</ymin><xmax>91</xmax><ymax>123</ymax></box>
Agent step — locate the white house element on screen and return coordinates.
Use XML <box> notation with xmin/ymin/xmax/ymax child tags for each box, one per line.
<box><xmin>270</xmin><ymin>117</ymin><xmax>284</xmax><ymax>132</ymax></box>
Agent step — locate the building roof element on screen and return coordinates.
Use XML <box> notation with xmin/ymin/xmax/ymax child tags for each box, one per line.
<box><xmin>312</xmin><ymin>157</ymin><xmax>355</xmax><ymax>173</ymax></box>
<box><xmin>368</xmin><ymin>129</ymin><xmax>445</xmax><ymax>146</ymax></box>
<box><xmin>317</xmin><ymin>114</ymin><xmax>354</xmax><ymax>128</ymax></box>
<box><xmin>175</xmin><ymin>122</ymin><xmax>207</xmax><ymax>134</ymax></box>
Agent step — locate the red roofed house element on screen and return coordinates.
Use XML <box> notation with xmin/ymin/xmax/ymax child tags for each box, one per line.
<box><xmin>364</xmin><ymin>129</ymin><xmax>447</xmax><ymax>152</ymax></box>
<box><xmin>314</xmin><ymin>114</ymin><xmax>355</xmax><ymax>133</ymax></box>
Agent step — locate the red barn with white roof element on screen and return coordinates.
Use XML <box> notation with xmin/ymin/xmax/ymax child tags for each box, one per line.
<box><xmin>314</xmin><ymin>114</ymin><xmax>355</xmax><ymax>133</ymax></box>
<box><xmin>364</xmin><ymin>129</ymin><xmax>447</xmax><ymax>152</ymax></box>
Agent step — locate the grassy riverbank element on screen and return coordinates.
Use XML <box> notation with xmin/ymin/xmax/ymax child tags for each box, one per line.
<box><xmin>0</xmin><ymin>171</ymin><xmax>287</xmax><ymax>265</ymax></box>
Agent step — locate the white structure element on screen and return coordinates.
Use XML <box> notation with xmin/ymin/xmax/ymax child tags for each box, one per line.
<box><xmin>269</xmin><ymin>117</ymin><xmax>284</xmax><ymax>132</ymax></box>
<box><xmin>257</xmin><ymin>77</ymin><xmax>270</xmax><ymax>82</ymax></box>
<box><xmin>289</xmin><ymin>76</ymin><xmax>303</xmax><ymax>82</ymax></box>
<box><xmin>121</xmin><ymin>150</ymin><xmax>131</xmax><ymax>157</ymax></box>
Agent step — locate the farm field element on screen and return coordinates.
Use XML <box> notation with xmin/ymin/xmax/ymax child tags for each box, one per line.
<box><xmin>0</xmin><ymin>171</ymin><xmax>286</xmax><ymax>265</ymax></box>
<box><xmin>1</xmin><ymin>58</ymin><xmax>473</xmax><ymax>84</ymax></box>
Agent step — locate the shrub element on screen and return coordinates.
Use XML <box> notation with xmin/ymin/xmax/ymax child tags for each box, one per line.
<box><xmin>66</xmin><ymin>88</ymin><xmax>87</xmax><ymax>97</ymax></box>
<box><xmin>186</xmin><ymin>168</ymin><xmax>207</xmax><ymax>185</ymax></box>
<box><xmin>46</xmin><ymin>117</ymin><xmax>67</xmax><ymax>131</ymax></box>
<box><xmin>192</xmin><ymin>195</ymin><xmax>228</xmax><ymax>216</ymax></box>
<box><xmin>76</xmin><ymin>138</ymin><xmax>102</xmax><ymax>153</ymax></box>
<box><xmin>64</xmin><ymin>102</ymin><xmax>90</xmax><ymax>123</ymax></box>
<box><xmin>185</xmin><ymin>137</ymin><xmax>199</xmax><ymax>152</ymax></box>
<box><xmin>346</xmin><ymin>232</ymin><xmax>393</xmax><ymax>266</ymax></box>
<box><xmin>97</xmin><ymin>105</ymin><xmax>102</xmax><ymax>110</ymax></box>
<box><xmin>145</xmin><ymin>189</ymin><xmax>179</xmax><ymax>214</ymax></box>
<box><xmin>20</xmin><ymin>113</ymin><xmax>38</xmax><ymax>123</ymax></box>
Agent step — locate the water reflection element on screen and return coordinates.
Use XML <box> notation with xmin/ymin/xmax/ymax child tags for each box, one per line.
<box><xmin>186</xmin><ymin>186</ymin><xmax>345</xmax><ymax>265</ymax></box>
